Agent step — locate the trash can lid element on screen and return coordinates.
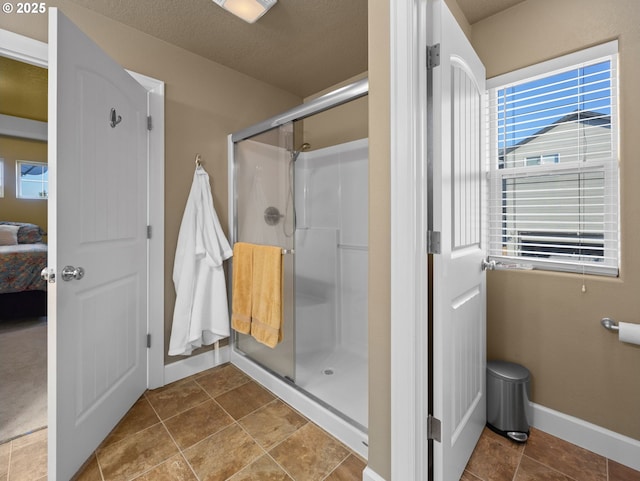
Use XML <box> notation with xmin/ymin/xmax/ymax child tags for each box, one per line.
<box><xmin>487</xmin><ymin>360</ymin><xmax>530</xmax><ymax>382</ymax></box>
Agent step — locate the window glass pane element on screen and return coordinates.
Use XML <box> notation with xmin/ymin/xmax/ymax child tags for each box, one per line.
<box><xmin>498</xmin><ymin>60</ymin><xmax>612</xmax><ymax>170</ymax></box>
<box><xmin>501</xmin><ymin>171</ymin><xmax>605</xmax><ymax>262</ymax></box>
<box><xmin>17</xmin><ymin>161</ymin><xmax>48</xmax><ymax>199</ymax></box>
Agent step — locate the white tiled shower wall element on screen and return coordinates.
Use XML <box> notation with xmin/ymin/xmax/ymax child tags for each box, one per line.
<box><xmin>294</xmin><ymin>139</ymin><xmax>368</xmax><ymax>358</ymax></box>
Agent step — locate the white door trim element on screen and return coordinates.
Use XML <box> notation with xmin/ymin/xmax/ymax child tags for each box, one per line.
<box><xmin>389</xmin><ymin>1</ymin><xmax>429</xmax><ymax>480</ymax></box>
<box><xmin>0</xmin><ymin>27</ymin><xmax>165</xmax><ymax>389</ymax></box>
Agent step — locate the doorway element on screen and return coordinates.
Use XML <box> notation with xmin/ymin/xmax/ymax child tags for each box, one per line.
<box><xmin>0</xmin><ymin>55</ymin><xmax>49</xmax><ymax>444</ymax></box>
<box><xmin>0</xmin><ymin>25</ymin><xmax>165</xmax><ymax>478</ymax></box>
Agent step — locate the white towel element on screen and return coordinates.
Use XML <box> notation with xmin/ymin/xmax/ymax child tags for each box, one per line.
<box><xmin>169</xmin><ymin>166</ymin><xmax>233</xmax><ymax>356</ymax></box>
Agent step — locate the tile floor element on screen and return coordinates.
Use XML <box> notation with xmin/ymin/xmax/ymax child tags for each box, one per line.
<box><xmin>462</xmin><ymin>426</ymin><xmax>640</xmax><ymax>481</ymax></box>
<box><xmin>2</xmin><ymin>362</ymin><xmax>639</xmax><ymax>481</ymax></box>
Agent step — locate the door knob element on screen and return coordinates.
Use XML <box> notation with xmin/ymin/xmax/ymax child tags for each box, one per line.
<box><xmin>481</xmin><ymin>258</ymin><xmax>496</xmax><ymax>271</ymax></box>
<box><xmin>61</xmin><ymin>265</ymin><xmax>85</xmax><ymax>281</ymax></box>
<box><xmin>41</xmin><ymin>267</ymin><xmax>56</xmax><ymax>283</ymax></box>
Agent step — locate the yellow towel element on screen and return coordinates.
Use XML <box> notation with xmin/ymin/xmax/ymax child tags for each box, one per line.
<box><xmin>250</xmin><ymin>244</ymin><xmax>283</xmax><ymax>348</ymax></box>
<box><xmin>231</xmin><ymin>242</ymin><xmax>252</xmax><ymax>334</ymax></box>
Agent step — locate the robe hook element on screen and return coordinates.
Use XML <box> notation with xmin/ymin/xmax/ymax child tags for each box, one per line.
<box><xmin>110</xmin><ymin>108</ymin><xmax>122</xmax><ymax>128</ymax></box>
<box><xmin>195</xmin><ymin>154</ymin><xmax>202</xmax><ymax>167</ymax></box>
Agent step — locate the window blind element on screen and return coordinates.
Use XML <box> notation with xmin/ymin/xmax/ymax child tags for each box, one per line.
<box><xmin>487</xmin><ymin>42</ymin><xmax>619</xmax><ymax>276</ymax></box>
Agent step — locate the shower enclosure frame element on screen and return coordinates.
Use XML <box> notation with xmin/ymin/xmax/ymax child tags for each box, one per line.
<box><xmin>227</xmin><ymin>78</ymin><xmax>369</xmax><ymax>457</ymax></box>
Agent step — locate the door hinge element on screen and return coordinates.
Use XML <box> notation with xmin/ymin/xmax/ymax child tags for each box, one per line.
<box><xmin>147</xmin><ymin>116</ymin><xmax>153</xmax><ymax>131</ymax></box>
<box><xmin>147</xmin><ymin>225</ymin><xmax>152</xmax><ymax>239</ymax></box>
<box><xmin>427</xmin><ymin>414</ymin><xmax>442</xmax><ymax>442</ymax></box>
<box><xmin>147</xmin><ymin>334</ymin><xmax>151</xmax><ymax>348</ymax></box>
<box><xmin>427</xmin><ymin>230</ymin><xmax>441</xmax><ymax>254</ymax></box>
<box><xmin>427</xmin><ymin>43</ymin><xmax>441</xmax><ymax>70</ymax></box>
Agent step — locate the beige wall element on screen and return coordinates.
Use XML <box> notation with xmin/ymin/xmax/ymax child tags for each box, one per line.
<box><xmin>0</xmin><ymin>1</ymin><xmax>301</xmax><ymax>364</ymax></box>
<box><xmin>0</xmin><ymin>136</ymin><xmax>48</xmax><ymax>235</ymax></box>
<box><xmin>367</xmin><ymin>0</ymin><xmax>391</xmax><ymax>479</ymax></box>
<box><xmin>472</xmin><ymin>0</ymin><xmax>640</xmax><ymax>440</ymax></box>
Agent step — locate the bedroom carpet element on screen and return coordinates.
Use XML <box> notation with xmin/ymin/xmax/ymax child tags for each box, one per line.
<box><xmin>0</xmin><ymin>317</ymin><xmax>47</xmax><ymax>444</ymax></box>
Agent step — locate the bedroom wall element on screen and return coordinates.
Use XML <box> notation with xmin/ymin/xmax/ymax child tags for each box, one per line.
<box><xmin>0</xmin><ymin>136</ymin><xmax>48</xmax><ymax>236</ymax></box>
<box><xmin>0</xmin><ymin>1</ymin><xmax>302</xmax><ymax>364</ymax></box>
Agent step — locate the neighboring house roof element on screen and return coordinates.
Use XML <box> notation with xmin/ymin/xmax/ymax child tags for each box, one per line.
<box><xmin>501</xmin><ymin>110</ymin><xmax>611</xmax><ymax>156</ymax></box>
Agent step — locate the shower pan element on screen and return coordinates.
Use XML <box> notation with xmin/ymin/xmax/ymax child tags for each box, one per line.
<box><xmin>228</xmin><ymin>79</ymin><xmax>369</xmax><ymax>455</ymax></box>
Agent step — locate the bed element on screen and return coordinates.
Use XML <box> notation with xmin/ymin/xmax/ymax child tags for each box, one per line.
<box><xmin>0</xmin><ymin>222</ymin><xmax>48</xmax><ymax>319</ymax></box>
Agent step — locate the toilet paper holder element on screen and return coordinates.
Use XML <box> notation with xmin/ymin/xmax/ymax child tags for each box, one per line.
<box><xmin>601</xmin><ymin>318</ymin><xmax>619</xmax><ymax>332</ymax></box>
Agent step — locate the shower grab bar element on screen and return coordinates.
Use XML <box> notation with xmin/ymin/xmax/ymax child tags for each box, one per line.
<box><xmin>338</xmin><ymin>243</ymin><xmax>368</xmax><ymax>251</ymax></box>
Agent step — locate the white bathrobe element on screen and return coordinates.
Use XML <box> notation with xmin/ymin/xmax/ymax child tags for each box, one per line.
<box><xmin>169</xmin><ymin>166</ymin><xmax>233</xmax><ymax>356</ymax></box>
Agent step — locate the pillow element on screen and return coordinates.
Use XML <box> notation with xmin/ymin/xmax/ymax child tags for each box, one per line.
<box><xmin>0</xmin><ymin>224</ymin><xmax>20</xmax><ymax>246</ymax></box>
<box><xmin>0</xmin><ymin>221</ymin><xmax>46</xmax><ymax>243</ymax></box>
<box><xmin>17</xmin><ymin>223</ymin><xmax>46</xmax><ymax>244</ymax></box>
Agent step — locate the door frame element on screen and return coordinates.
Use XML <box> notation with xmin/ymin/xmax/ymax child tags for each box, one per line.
<box><xmin>389</xmin><ymin>1</ymin><xmax>429</xmax><ymax>480</ymax></box>
<box><xmin>0</xmin><ymin>28</ymin><xmax>165</xmax><ymax>389</ymax></box>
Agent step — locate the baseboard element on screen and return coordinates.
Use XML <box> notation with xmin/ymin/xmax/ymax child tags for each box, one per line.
<box><xmin>530</xmin><ymin>402</ymin><xmax>640</xmax><ymax>471</ymax></box>
<box><xmin>163</xmin><ymin>345</ymin><xmax>230</xmax><ymax>385</ymax></box>
<box><xmin>362</xmin><ymin>466</ymin><xmax>387</xmax><ymax>481</ymax></box>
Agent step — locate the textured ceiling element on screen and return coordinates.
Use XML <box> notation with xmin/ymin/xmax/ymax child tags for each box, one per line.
<box><xmin>61</xmin><ymin>0</ymin><xmax>526</xmax><ymax>97</ymax></box>
<box><xmin>65</xmin><ymin>0</ymin><xmax>369</xmax><ymax>98</ymax></box>
<box><xmin>0</xmin><ymin>0</ymin><xmax>527</xmax><ymax>111</ymax></box>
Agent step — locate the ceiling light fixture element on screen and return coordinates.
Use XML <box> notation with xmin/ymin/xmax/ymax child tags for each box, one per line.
<box><xmin>212</xmin><ymin>0</ymin><xmax>277</xmax><ymax>24</ymax></box>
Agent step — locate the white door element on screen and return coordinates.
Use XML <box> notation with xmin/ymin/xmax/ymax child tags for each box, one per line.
<box><xmin>47</xmin><ymin>9</ymin><xmax>149</xmax><ymax>480</ymax></box>
<box><xmin>431</xmin><ymin>2</ymin><xmax>487</xmax><ymax>480</ymax></box>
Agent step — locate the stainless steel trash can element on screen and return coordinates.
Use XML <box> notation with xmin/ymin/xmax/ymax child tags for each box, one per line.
<box><xmin>487</xmin><ymin>360</ymin><xmax>531</xmax><ymax>442</ymax></box>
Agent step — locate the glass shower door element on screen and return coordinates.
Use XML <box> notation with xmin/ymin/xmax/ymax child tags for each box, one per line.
<box><xmin>233</xmin><ymin>122</ymin><xmax>296</xmax><ymax>381</ymax></box>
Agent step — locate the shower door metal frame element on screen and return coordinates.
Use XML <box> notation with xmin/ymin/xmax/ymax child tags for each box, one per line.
<box><xmin>230</xmin><ymin>78</ymin><xmax>368</xmax><ymax>146</ymax></box>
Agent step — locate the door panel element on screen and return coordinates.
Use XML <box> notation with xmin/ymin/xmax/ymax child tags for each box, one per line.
<box><xmin>432</xmin><ymin>2</ymin><xmax>486</xmax><ymax>480</ymax></box>
<box><xmin>48</xmin><ymin>9</ymin><xmax>148</xmax><ymax>480</ymax></box>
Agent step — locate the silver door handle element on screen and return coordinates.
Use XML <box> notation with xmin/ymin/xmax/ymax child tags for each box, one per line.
<box><xmin>481</xmin><ymin>259</ymin><xmax>496</xmax><ymax>271</ymax></box>
<box><xmin>482</xmin><ymin>258</ymin><xmax>534</xmax><ymax>271</ymax></box>
<box><xmin>61</xmin><ymin>265</ymin><xmax>85</xmax><ymax>281</ymax></box>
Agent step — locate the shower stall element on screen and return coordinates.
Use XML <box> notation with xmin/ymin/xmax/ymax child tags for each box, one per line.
<box><xmin>228</xmin><ymin>80</ymin><xmax>368</xmax><ymax>454</ymax></box>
